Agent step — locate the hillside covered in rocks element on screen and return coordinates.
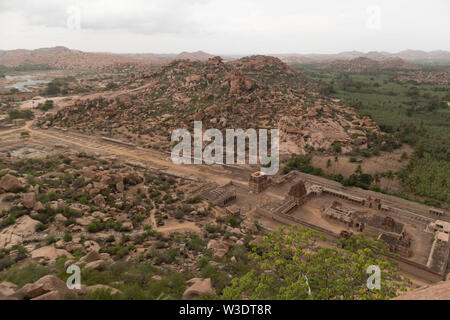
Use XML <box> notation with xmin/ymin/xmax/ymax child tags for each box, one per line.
<box><xmin>47</xmin><ymin>55</ymin><xmax>379</xmax><ymax>154</ymax></box>
<box><xmin>0</xmin><ymin>153</ymin><xmax>257</xmax><ymax>299</ymax></box>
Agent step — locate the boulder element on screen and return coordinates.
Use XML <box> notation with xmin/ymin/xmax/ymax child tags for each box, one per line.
<box><xmin>55</xmin><ymin>214</ymin><xmax>67</xmax><ymax>224</ymax></box>
<box><xmin>241</xmin><ymin>219</ymin><xmax>257</xmax><ymax>233</ymax></box>
<box><xmin>81</xmin><ymin>167</ymin><xmax>96</xmax><ymax>179</ymax></box>
<box><xmin>80</xmin><ymin>250</ymin><xmax>101</xmax><ymax>263</ymax></box>
<box><xmin>122</xmin><ymin>221</ymin><xmax>133</xmax><ymax>231</ymax></box>
<box><xmin>207</xmin><ymin>239</ymin><xmax>230</xmax><ymax>259</ymax></box>
<box><xmin>33</xmin><ymin>201</ymin><xmax>45</xmax><ymax>212</ymax></box>
<box><xmin>93</xmin><ymin>211</ymin><xmax>106</xmax><ymax>219</ymax></box>
<box><xmin>182</xmin><ymin>278</ymin><xmax>215</xmax><ymax>300</ymax></box>
<box><xmin>84</xmin><ymin>240</ymin><xmax>100</xmax><ymax>252</ymax></box>
<box><xmin>0</xmin><ymin>174</ymin><xmax>23</xmax><ymax>192</ymax></box>
<box><xmin>69</xmin><ymin>203</ymin><xmax>90</xmax><ymax>215</ymax></box>
<box><xmin>93</xmin><ymin>194</ymin><xmax>106</xmax><ymax>209</ymax></box>
<box><xmin>64</xmin><ymin>260</ymin><xmax>75</xmax><ymax>269</ymax></box>
<box><xmin>99</xmin><ymin>253</ymin><xmax>112</xmax><ymax>262</ymax></box>
<box><xmin>84</xmin><ymin>260</ymin><xmax>107</xmax><ymax>271</ymax></box>
<box><xmin>22</xmin><ymin>193</ymin><xmax>36</xmax><ymax>209</ymax></box>
<box><xmin>116</xmin><ymin>181</ymin><xmax>124</xmax><ymax>192</ymax></box>
<box><xmin>86</xmin><ymin>285</ymin><xmax>122</xmax><ymax>296</ymax></box>
<box><xmin>65</xmin><ymin>242</ymin><xmax>83</xmax><ymax>253</ymax></box>
<box><xmin>32</xmin><ymin>290</ymin><xmax>64</xmax><ymax>300</ymax></box>
<box><xmin>75</xmin><ymin>216</ymin><xmax>94</xmax><ymax>226</ymax></box>
<box><xmin>0</xmin><ymin>215</ymin><xmax>41</xmax><ymax>249</ymax></box>
<box><xmin>0</xmin><ymin>282</ymin><xmax>17</xmax><ymax>296</ymax></box>
<box><xmin>13</xmin><ymin>275</ymin><xmax>75</xmax><ymax>300</ymax></box>
<box><xmin>31</xmin><ymin>246</ymin><xmax>73</xmax><ymax>263</ymax></box>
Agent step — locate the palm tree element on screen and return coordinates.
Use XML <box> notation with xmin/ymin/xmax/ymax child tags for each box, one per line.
<box><xmin>334</xmin><ymin>156</ymin><xmax>339</xmax><ymax>174</ymax></box>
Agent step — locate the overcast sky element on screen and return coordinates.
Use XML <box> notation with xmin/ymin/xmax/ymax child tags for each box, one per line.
<box><xmin>0</xmin><ymin>0</ymin><xmax>449</xmax><ymax>54</ymax></box>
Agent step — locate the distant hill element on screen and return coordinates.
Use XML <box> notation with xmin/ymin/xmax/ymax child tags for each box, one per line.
<box><xmin>175</xmin><ymin>51</ymin><xmax>215</xmax><ymax>61</ymax></box>
<box><xmin>2</xmin><ymin>47</ymin><xmax>448</xmax><ymax>69</ymax></box>
<box><xmin>320</xmin><ymin>57</ymin><xmax>420</xmax><ymax>73</ymax></box>
<box><xmin>0</xmin><ymin>47</ymin><xmax>215</xmax><ymax>69</ymax></box>
<box><xmin>277</xmin><ymin>50</ymin><xmax>450</xmax><ymax>64</ymax></box>
<box><xmin>0</xmin><ymin>46</ymin><xmax>161</xmax><ymax>69</ymax></box>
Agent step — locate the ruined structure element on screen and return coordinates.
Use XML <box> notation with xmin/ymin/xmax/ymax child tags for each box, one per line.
<box><xmin>429</xmin><ymin>208</ymin><xmax>446</xmax><ymax>217</ymax></box>
<box><xmin>201</xmin><ymin>181</ymin><xmax>236</xmax><ymax>207</ymax></box>
<box><xmin>285</xmin><ymin>180</ymin><xmax>307</xmax><ymax>206</ymax></box>
<box><xmin>322</xmin><ymin>201</ymin><xmax>412</xmax><ymax>257</ymax></box>
<box><xmin>378</xmin><ymin>233</ymin><xmax>412</xmax><ymax>257</ymax></box>
<box><xmin>426</xmin><ymin>220</ymin><xmax>450</xmax><ymax>274</ymax></box>
<box><xmin>252</xmin><ymin>174</ymin><xmax>448</xmax><ymax>281</ymax></box>
<box><xmin>366</xmin><ymin>196</ymin><xmax>381</xmax><ymax>210</ymax></box>
<box><xmin>225</xmin><ymin>205</ymin><xmax>241</xmax><ymax>217</ymax></box>
<box><xmin>322</xmin><ymin>201</ymin><xmax>359</xmax><ymax>228</ymax></box>
<box><xmin>248</xmin><ymin>171</ymin><xmax>268</xmax><ymax>194</ymax></box>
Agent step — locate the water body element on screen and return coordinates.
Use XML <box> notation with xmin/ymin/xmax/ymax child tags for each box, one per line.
<box><xmin>4</xmin><ymin>75</ymin><xmax>50</xmax><ymax>92</ymax></box>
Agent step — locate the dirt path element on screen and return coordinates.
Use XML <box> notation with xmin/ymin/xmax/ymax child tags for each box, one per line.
<box><xmin>23</xmin><ymin>126</ymin><xmax>230</xmax><ymax>186</ymax></box>
<box><xmin>157</xmin><ymin>222</ymin><xmax>201</xmax><ymax>234</ymax></box>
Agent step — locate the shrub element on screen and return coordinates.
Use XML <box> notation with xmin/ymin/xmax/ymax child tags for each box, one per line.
<box><xmin>63</xmin><ymin>233</ymin><xmax>72</xmax><ymax>242</ymax></box>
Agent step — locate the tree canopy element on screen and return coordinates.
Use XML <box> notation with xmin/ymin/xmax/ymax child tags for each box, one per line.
<box><xmin>222</xmin><ymin>226</ymin><xmax>410</xmax><ymax>300</ymax></box>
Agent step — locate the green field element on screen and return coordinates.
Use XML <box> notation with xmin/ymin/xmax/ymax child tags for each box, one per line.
<box><xmin>294</xmin><ymin>66</ymin><xmax>450</xmax><ymax>203</ymax></box>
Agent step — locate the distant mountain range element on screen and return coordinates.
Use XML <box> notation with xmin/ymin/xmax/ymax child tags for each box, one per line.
<box><xmin>0</xmin><ymin>47</ymin><xmax>449</xmax><ymax>69</ymax></box>
<box><xmin>275</xmin><ymin>50</ymin><xmax>450</xmax><ymax>64</ymax></box>
<box><xmin>0</xmin><ymin>47</ymin><xmax>218</xmax><ymax>69</ymax></box>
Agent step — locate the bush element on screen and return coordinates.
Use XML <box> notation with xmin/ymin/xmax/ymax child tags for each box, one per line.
<box><xmin>63</xmin><ymin>233</ymin><xmax>72</xmax><ymax>242</ymax></box>
<box><xmin>37</xmin><ymin>100</ymin><xmax>54</xmax><ymax>111</ymax></box>
<box><xmin>8</xmin><ymin>109</ymin><xmax>33</xmax><ymax>120</ymax></box>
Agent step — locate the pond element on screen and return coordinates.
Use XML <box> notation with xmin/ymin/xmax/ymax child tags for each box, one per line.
<box><xmin>4</xmin><ymin>75</ymin><xmax>50</xmax><ymax>92</ymax></box>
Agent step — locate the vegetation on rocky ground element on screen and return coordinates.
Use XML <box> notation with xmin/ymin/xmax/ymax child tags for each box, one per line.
<box><xmin>293</xmin><ymin>65</ymin><xmax>449</xmax><ymax>203</ymax></box>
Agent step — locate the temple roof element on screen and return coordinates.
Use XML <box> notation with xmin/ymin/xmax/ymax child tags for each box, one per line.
<box><xmin>288</xmin><ymin>180</ymin><xmax>307</xmax><ymax>198</ymax></box>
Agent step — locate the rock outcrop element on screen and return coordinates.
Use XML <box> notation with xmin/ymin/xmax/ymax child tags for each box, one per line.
<box><xmin>0</xmin><ymin>215</ymin><xmax>41</xmax><ymax>249</ymax></box>
<box><xmin>393</xmin><ymin>280</ymin><xmax>450</xmax><ymax>300</ymax></box>
<box><xmin>182</xmin><ymin>278</ymin><xmax>215</xmax><ymax>300</ymax></box>
<box><xmin>0</xmin><ymin>174</ymin><xmax>23</xmax><ymax>192</ymax></box>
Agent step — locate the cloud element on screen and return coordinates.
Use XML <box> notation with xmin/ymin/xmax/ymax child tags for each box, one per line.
<box><xmin>0</xmin><ymin>0</ymin><xmax>449</xmax><ymax>53</ymax></box>
<box><xmin>1</xmin><ymin>0</ymin><xmax>211</xmax><ymax>35</ymax></box>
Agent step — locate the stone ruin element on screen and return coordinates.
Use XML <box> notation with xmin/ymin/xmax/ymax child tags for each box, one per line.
<box><xmin>426</xmin><ymin>220</ymin><xmax>450</xmax><ymax>274</ymax></box>
<box><xmin>322</xmin><ymin>201</ymin><xmax>412</xmax><ymax>257</ymax></box>
<box><xmin>200</xmin><ymin>181</ymin><xmax>236</xmax><ymax>207</ymax></box>
<box><xmin>248</xmin><ymin>171</ymin><xmax>268</xmax><ymax>194</ymax></box>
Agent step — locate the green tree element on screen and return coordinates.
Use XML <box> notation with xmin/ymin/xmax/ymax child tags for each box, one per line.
<box><xmin>222</xmin><ymin>226</ymin><xmax>409</xmax><ymax>300</ymax></box>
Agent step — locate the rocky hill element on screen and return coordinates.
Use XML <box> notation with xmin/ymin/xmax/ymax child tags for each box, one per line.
<box><xmin>0</xmin><ymin>47</ymin><xmax>166</xmax><ymax>70</ymax></box>
<box><xmin>0</xmin><ymin>47</ymin><xmax>217</xmax><ymax>70</ymax></box>
<box><xmin>320</xmin><ymin>57</ymin><xmax>419</xmax><ymax>73</ymax></box>
<box><xmin>175</xmin><ymin>51</ymin><xmax>215</xmax><ymax>61</ymax></box>
<box><xmin>0</xmin><ymin>151</ymin><xmax>255</xmax><ymax>300</ymax></box>
<box><xmin>47</xmin><ymin>55</ymin><xmax>378</xmax><ymax>154</ymax></box>
<box><xmin>396</xmin><ymin>68</ymin><xmax>450</xmax><ymax>84</ymax></box>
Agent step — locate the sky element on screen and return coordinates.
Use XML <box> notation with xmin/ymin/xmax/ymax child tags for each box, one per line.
<box><xmin>0</xmin><ymin>0</ymin><xmax>449</xmax><ymax>54</ymax></box>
